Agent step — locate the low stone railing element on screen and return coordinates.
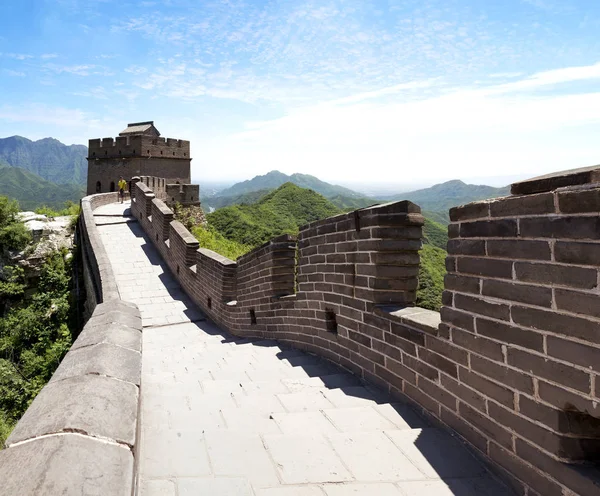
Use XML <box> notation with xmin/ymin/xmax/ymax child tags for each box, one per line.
<box><xmin>0</xmin><ymin>193</ymin><xmax>142</xmax><ymax>496</ymax></box>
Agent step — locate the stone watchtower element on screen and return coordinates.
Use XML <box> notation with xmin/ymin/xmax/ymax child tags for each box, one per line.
<box><xmin>86</xmin><ymin>121</ymin><xmax>191</xmax><ymax>195</ymax></box>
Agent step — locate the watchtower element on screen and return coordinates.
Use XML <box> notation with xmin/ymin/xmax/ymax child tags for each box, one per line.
<box><xmin>86</xmin><ymin>121</ymin><xmax>192</xmax><ymax>195</ymax></box>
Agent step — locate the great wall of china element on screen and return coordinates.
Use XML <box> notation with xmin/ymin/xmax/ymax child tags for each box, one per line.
<box><xmin>0</xmin><ymin>123</ymin><xmax>599</xmax><ymax>495</ymax></box>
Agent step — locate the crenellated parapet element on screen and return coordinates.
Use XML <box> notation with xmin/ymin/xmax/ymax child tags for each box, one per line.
<box><xmin>86</xmin><ymin>122</ymin><xmax>192</xmax><ymax>195</ymax></box>
<box><xmin>88</xmin><ymin>135</ymin><xmax>190</xmax><ymax>160</ymax></box>
<box><xmin>130</xmin><ymin>167</ymin><xmax>600</xmax><ymax>496</ymax></box>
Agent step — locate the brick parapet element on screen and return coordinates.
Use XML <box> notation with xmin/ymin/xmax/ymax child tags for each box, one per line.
<box><xmin>130</xmin><ymin>175</ymin><xmax>600</xmax><ymax>495</ymax></box>
<box><xmin>88</xmin><ymin>135</ymin><xmax>190</xmax><ymax>160</ymax></box>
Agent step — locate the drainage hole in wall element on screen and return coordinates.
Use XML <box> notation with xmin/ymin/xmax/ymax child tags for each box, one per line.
<box><xmin>177</xmin><ymin>265</ymin><xmax>180</xmax><ymax>274</ymax></box>
<box><xmin>250</xmin><ymin>309</ymin><xmax>257</xmax><ymax>325</ymax></box>
<box><xmin>325</xmin><ymin>309</ymin><xmax>338</xmax><ymax>333</ymax></box>
<box><xmin>207</xmin><ymin>297</ymin><xmax>212</xmax><ymax>309</ymax></box>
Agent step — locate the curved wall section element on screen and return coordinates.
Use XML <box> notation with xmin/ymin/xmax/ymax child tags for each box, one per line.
<box><xmin>131</xmin><ymin>173</ymin><xmax>600</xmax><ymax>496</ymax></box>
<box><xmin>0</xmin><ymin>192</ymin><xmax>142</xmax><ymax>496</ymax></box>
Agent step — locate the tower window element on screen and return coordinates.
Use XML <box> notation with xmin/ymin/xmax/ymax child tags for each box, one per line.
<box><xmin>92</xmin><ymin>152</ymin><xmax>96</xmax><ymax>157</ymax></box>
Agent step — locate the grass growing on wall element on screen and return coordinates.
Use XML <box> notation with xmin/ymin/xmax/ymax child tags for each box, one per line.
<box><xmin>191</xmin><ymin>225</ymin><xmax>252</xmax><ymax>261</ymax></box>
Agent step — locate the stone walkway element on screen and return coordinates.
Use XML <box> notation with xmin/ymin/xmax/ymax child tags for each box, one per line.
<box><xmin>94</xmin><ymin>202</ymin><xmax>510</xmax><ymax>496</ymax></box>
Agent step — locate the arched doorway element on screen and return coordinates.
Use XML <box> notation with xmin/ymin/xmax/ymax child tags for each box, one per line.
<box><xmin>96</xmin><ymin>181</ymin><xmax>101</xmax><ymax>193</ymax></box>
<box><xmin>110</xmin><ymin>181</ymin><xmax>115</xmax><ymax>192</ymax></box>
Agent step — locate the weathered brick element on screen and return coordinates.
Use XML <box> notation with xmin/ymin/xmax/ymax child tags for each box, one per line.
<box><xmin>441</xmin><ymin>375</ymin><xmax>487</xmax><ymax>412</ymax></box>
<box><xmin>418</xmin><ymin>376</ymin><xmax>458</xmax><ymax>411</ymax></box>
<box><xmin>516</xmin><ymin>439</ymin><xmax>600</xmax><ymax>496</ymax></box>
<box><xmin>520</xmin><ymin>216</ymin><xmax>600</xmax><ymax>240</ymax></box>
<box><xmin>451</xmin><ymin>327</ymin><xmax>504</xmax><ymax>362</ymax></box>
<box><xmin>558</xmin><ymin>187</ymin><xmax>600</xmax><ymax>214</ymax></box>
<box><xmin>418</xmin><ymin>348</ymin><xmax>458</xmax><ymax>378</ymax></box>
<box><xmin>515</xmin><ymin>262</ymin><xmax>597</xmax><ymax>289</ymax></box>
<box><xmin>554</xmin><ymin>240</ymin><xmax>600</xmax><ymax>266</ymax></box>
<box><xmin>440</xmin><ymin>406</ymin><xmax>489</xmax><ymax>454</ymax></box>
<box><xmin>440</xmin><ymin>306</ymin><xmax>475</xmax><ymax>332</ymax></box>
<box><xmin>470</xmin><ymin>355</ymin><xmax>535</xmax><ymax>394</ymax></box>
<box><xmin>460</xmin><ymin>219</ymin><xmax>518</xmax><ymax>238</ymax></box>
<box><xmin>486</xmin><ymin>239</ymin><xmax>552</xmax><ymax>261</ymax></box>
<box><xmin>511</xmin><ymin>305</ymin><xmax>600</xmax><ymax>345</ymax></box>
<box><xmin>424</xmin><ymin>335</ymin><xmax>469</xmax><ymax>365</ymax></box>
<box><xmin>445</xmin><ymin>256</ymin><xmax>456</xmax><ymax>272</ymax></box>
<box><xmin>402</xmin><ymin>353</ymin><xmax>439</xmax><ymax>381</ymax></box>
<box><xmin>459</xmin><ymin>402</ymin><xmax>513</xmax><ymax>448</ymax></box>
<box><xmin>476</xmin><ymin>317</ymin><xmax>544</xmax><ymax>352</ymax></box>
<box><xmin>538</xmin><ymin>380</ymin><xmax>600</xmax><ymax>418</ymax></box>
<box><xmin>457</xmin><ymin>257</ymin><xmax>513</xmax><ymax>279</ymax></box>
<box><xmin>447</xmin><ymin>239</ymin><xmax>485</xmax><ymax>255</ymax></box>
<box><xmin>489</xmin><ymin>443</ymin><xmax>564</xmax><ymax>496</ymax></box>
<box><xmin>444</xmin><ymin>273</ymin><xmax>480</xmax><ymax>294</ymax></box>
<box><xmin>448</xmin><ymin>223</ymin><xmax>460</xmax><ymax>239</ymax></box>
<box><xmin>449</xmin><ymin>202</ymin><xmax>490</xmax><ymax>222</ymax></box>
<box><xmin>404</xmin><ymin>382</ymin><xmax>441</xmax><ymax>416</ymax></box>
<box><xmin>389</xmin><ymin>322</ymin><xmax>425</xmax><ymax>346</ymax></box>
<box><xmin>519</xmin><ymin>394</ymin><xmax>600</xmax><ymax>437</ymax></box>
<box><xmin>383</xmin><ymin>332</ymin><xmax>417</xmax><ymax>356</ymax></box>
<box><xmin>547</xmin><ymin>336</ymin><xmax>600</xmax><ymax>373</ymax></box>
<box><xmin>555</xmin><ymin>288</ymin><xmax>600</xmax><ymax>319</ymax></box>
<box><xmin>488</xmin><ymin>402</ymin><xmax>594</xmax><ymax>460</ymax></box>
<box><xmin>459</xmin><ymin>367</ymin><xmax>515</xmax><ymax>408</ymax></box>
<box><xmin>380</xmin><ymin>359</ymin><xmax>416</xmax><ymax>386</ymax></box>
<box><xmin>482</xmin><ymin>279</ymin><xmax>552</xmax><ymax>308</ymax></box>
<box><xmin>490</xmin><ymin>192</ymin><xmax>555</xmax><ymax>218</ymax></box>
<box><xmin>507</xmin><ymin>348</ymin><xmax>591</xmax><ymax>393</ymax></box>
<box><xmin>454</xmin><ymin>293</ymin><xmax>511</xmax><ymax>321</ymax></box>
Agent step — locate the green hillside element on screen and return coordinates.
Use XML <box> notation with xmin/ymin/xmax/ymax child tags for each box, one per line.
<box><xmin>393</xmin><ymin>179</ymin><xmax>509</xmax><ymax>212</ymax></box>
<box><xmin>207</xmin><ymin>182</ymin><xmax>342</xmax><ymax>246</ymax></box>
<box><xmin>423</xmin><ymin>217</ymin><xmax>448</xmax><ymax>250</ymax></box>
<box><xmin>0</xmin><ymin>164</ymin><xmax>85</xmax><ymax>211</ymax></box>
<box><xmin>203</xmin><ymin>182</ymin><xmax>448</xmax><ymax>312</ymax></box>
<box><xmin>0</xmin><ymin>136</ymin><xmax>87</xmax><ymax>185</ymax></box>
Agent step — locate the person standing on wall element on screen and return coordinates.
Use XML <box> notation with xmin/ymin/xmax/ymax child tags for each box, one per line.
<box><xmin>118</xmin><ymin>176</ymin><xmax>128</xmax><ymax>204</ymax></box>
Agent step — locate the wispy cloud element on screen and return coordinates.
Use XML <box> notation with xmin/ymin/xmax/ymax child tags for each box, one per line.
<box><xmin>4</xmin><ymin>69</ymin><xmax>26</xmax><ymax>77</ymax></box>
<box><xmin>40</xmin><ymin>53</ymin><xmax>58</xmax><ymax>59</ymax></box>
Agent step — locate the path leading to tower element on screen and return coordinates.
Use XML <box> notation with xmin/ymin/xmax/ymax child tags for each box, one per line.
<box><xmin>94</xmin><ymin>202</ymin><xmax>510</xmax><ymax>496</ymax></box>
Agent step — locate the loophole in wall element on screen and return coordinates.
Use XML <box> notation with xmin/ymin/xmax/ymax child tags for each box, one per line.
<box><xmin>207</xmin><ymin>297</ymin><xmax>212</xmax><ymax>309</ymax></box>
<box><xmin>325</xmin><ymin>309</ymin><xmax>338</xmax><ymax>333</ymax></box>
<box><xmin>250</xmin><ymin>309</ymin><xmax>257</xmax><ymax>325</ymax></box>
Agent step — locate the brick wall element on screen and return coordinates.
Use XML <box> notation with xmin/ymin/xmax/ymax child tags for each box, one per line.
<box><xmin>130</xmin><ymin>172</ymin><xmax>600</xmax><ymax>496</ymax></box>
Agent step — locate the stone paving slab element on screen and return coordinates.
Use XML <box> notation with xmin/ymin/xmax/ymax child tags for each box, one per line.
<box><xmin>92</xmin><ymin>202</ymin><xmax>512</xmax><ymax>496</ymax></box>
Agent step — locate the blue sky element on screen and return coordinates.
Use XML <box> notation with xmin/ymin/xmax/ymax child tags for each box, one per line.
<box><xmin>1</xmin><ymin>0</ymin><xmax>600</xmax><ymax>187</ymax></box>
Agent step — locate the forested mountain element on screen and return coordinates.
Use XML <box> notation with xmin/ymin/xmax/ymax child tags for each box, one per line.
<box><xmin>0</xmin><ymin>136</ymin><xmax>87</xmax><ymax>185</ymax></box>
<box><xmin>390</xmin><ymin>179</ymin><xmax>510</xmax><ymax>212</ymax></box>
<box><xmin>207</xmin><ymin>182</ymin><xmax>341</xmax><ymax>246</ymax></box>
<box><xmin>0</xmin><ymin>164</ymin><xmax>85</xmax><ymax>211</ymax></box>
<box><xmin>198</xmin><ymin>182</ymin><xmax>449</xmax><ymax>312</ymax></box>
<box><xmin>204</xmin><ymin>170</ymin><xmax>374</xmax><ymax>211</ymax></box>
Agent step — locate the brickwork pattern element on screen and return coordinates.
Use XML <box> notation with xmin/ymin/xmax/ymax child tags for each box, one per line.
<box><xmin>130</xmin><ymin>179</ymin><xmax>600</xmax><ymax>496</ymax></box>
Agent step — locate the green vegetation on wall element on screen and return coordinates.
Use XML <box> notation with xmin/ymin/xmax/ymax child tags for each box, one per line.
<box><xmin>0</xmin><ymin>196</ymin><xmax>79</xmax><ymax>447</ymax></box>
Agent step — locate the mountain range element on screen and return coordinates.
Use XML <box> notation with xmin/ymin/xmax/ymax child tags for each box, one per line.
<box><xmin>0</xmin><ymin>136</ymin><xmax>87</xmax><ymax>185</ymax></box>
<box><xmin>201</xmin><ymin>170</ymin><xmax>510</xmax><ymax>224</ymax></box>
<box><xmin>0</xmin><ymin>164</ymin><xmax>85</xmax><ymax>211</ymax></box>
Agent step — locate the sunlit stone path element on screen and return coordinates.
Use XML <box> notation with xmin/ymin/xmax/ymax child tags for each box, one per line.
<box><xmin>94</xmin><ymin>201</ymin><xmax>510</xmax><ymax>496</ymax></box>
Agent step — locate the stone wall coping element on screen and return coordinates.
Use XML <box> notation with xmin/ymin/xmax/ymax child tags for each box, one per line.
<box><xmin>0</xmin><ymin>194</ymin><xmax>143</xmax><ymax>494</ymax></box>
<box><xmin>198</xmin><ymin>247</ymin><xmax>237</xmax><ymax>266</ymax></box>
<box><xmin>511</xmin><ymin>164</ymin><xmax>600</xmax><ymax>195</ymax></box>
<box><xmin>375</xmin><ymin>305</ymin><xmax>441</xmax><ymax>335</ymax></box>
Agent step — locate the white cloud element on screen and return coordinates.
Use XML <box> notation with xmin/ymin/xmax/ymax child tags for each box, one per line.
<box><xmin>194</xmin><ymin>64</ymin><xmax>600</xmax><ymax>185</ymax></box>
<box><xmin>40</xmin><ymin>53</ymin><xmax>58</xmax><ymax>59</ymax></box>
<box><xmin>4</xmin><ymin>69</ymin><xmax>25</xmax><ymax>77</ymax></box>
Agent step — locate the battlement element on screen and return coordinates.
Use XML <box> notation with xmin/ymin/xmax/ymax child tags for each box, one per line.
<box><xmin>129</xmin><ymin>167</ymin><xmax>600</xmax><ymax>496</ymax></box>
<box><xmin>88</xmin><ymin>135</ymin><xmax>190</xmax><ymax>160</ymax></box>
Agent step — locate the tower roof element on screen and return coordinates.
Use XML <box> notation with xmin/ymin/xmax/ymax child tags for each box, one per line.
<box><xmin>119</xmin><ymin>121</ymin><xmax>161</xmax><ymax>137</ymax></box>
